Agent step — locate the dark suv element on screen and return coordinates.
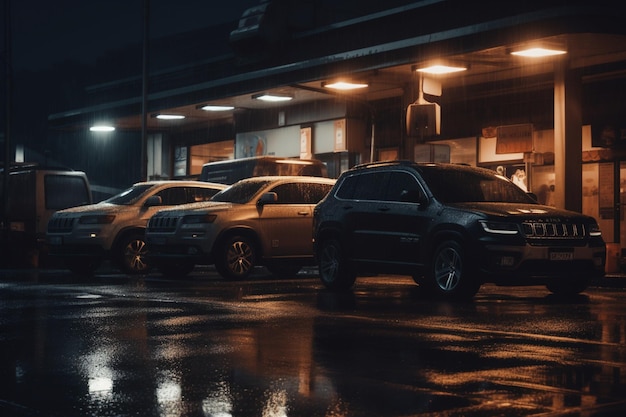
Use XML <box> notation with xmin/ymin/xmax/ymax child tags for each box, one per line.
<box><xmin>313</xmin><ymin>161</ymin><xmax>606</xmax><ymax>299</ymax></box>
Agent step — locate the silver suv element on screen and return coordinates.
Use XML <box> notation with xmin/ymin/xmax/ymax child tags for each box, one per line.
<box><xmin>46</xmin><ymin>180</ymin><xmax>226</xmax><ymax>274</ymax></box>
<box><xmin>146</xmin><ymin>176</ymin><xmax>336</xmax><ymax>279</ymax></box>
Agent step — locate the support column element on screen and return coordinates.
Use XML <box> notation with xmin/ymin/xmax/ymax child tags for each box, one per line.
<box><xmin>553</xmin><ymin>61</ymin><xmax>583</xmax><ymax>212</ymax></box>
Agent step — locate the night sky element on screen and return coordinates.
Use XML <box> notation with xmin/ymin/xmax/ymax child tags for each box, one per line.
<box><xmin>9</xmin><ymin>0</ymin><xmax>260</xmax><ymax>71</ymax></box>
<box><xmin>2</xmin><ymin>0</ymin><xmax>260</xmax><ymax>187</ymax></box>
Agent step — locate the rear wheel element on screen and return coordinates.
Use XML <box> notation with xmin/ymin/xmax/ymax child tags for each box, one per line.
<box><xmin>117</xmin><ymin>233</ymin><xmax>150</xmax><ymax>274</ymax></box>
<box><xmin>215</xmin><ymin>234</ymin><xmax>257</xmax><ymax>280</ymax></box>
<box><xmin>318</xmin><ymin>238</ymin><xmax>356</xmax><ymax>291</ymax></box>
<box><xmin>425</xmin><ymin>240</ymin><xmax>480</xmax><ymax>300</ymax></box>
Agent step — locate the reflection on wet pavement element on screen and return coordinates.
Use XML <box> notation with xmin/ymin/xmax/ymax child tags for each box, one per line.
<box><xmin>0</xmin><ymin>273</ymin><xmax>625</xmax><ymax>416</ymax></box>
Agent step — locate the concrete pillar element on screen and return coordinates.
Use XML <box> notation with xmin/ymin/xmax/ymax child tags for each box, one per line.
<box><xmin>553</xmin><ymin>61</ymin><xmax>583</xmax><ymax>212</ymax></box>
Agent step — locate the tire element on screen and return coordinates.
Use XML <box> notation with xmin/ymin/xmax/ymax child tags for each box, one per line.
<box><xmin>546</xmin><ymin>278</ymin><xmax>589</xmax><ymax>296</ymax></box>
<box><xmin>156</xmin><ymin>261</ymin><xmax>195</xmax><ymax>278</ymax></box>
<box><xmin>117</xmin><ymin>233</ymin><xmax>150</xmax><ymax>275</ymax></box>
<box><xmin>425</xmin><ymin>240</ymin><xmax>480</xmax><ymax>300</ymax></box>
<box><xmin>317</xmin><ymin>238</ymin><xmax>356</xmax><ymax>291</ymax></box>
<box><xmin>215</xmin><ymin>234</ymin><xmax>257</xmax><ymax>280</ymax></box>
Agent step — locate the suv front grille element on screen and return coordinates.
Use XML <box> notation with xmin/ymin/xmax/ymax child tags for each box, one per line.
<box><xmin>147</xmin><ymin>216</ymin><xmax>178</xmax><ymax>232</ymax></box>
<box><xmin>47</xmin><ymin>217</ymin><xmax>76</xmax><ymax>233</ymax></box>
<box><xmin>521</xmin><ymin>222</ymin><xmax>586</xmax><ymax>239</ymax></box>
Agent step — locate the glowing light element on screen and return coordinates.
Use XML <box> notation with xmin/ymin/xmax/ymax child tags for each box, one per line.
<box><xmin>201</xmin><ymin>105</ymin><xmax>235</xmax><ymax>111</ymax></box>
<box><xmin>511</xmin><ymin>47</ymin><xmax>567</xmax><ymax>57</ymax></box>
<box><xmin>324</xmin><ymin>81</ymin><xmax>368</xmax><ymax>90</ymax></box>
<box><xmin>90</xmin><ymin>125</ymin><xmax>115</xmax><ymax>132</ymax></box>
<box><xmin>155</xmin><ymin>114</ymin><xmax>185</xmax><ymax>120</ymax></box>
<box><xmin>416</xmin><ymin>65</ymin><xmax>467</xmax><ymax>75</ymax></box>
<box><xmin>252</xmin><ymin>93</ymin><xmax>293</xmax><ymax>102</ymax></box>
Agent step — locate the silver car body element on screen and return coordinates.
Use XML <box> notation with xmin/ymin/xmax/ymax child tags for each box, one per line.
<box><xmin>46</xmin><ymin>180</ymin><xmax>227</xmax><ymax>274</ymax></box>
<box><xmin>146</xmin><ymin>176</ymin><xmax>336</xmax><ymax>278</ymax></box>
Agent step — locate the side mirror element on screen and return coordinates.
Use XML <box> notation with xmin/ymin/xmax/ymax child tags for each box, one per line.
<box><xmin>145</xmin><ymin>195</ymin><xmax>163</xmax><ymax>207</ymax></box>
<box><xmin>257</xmin><ymin>192</ymin><xmax>278</xmax><ymax>205</ymax></box>
<box><xmin>401</xmin><ymin>189</ymin><xmax>426</xmax><ymax>205</ymax></box>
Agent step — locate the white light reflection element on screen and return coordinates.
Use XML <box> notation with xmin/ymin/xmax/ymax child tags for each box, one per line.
<box><xmin>157</xmin><ymin>376</ymin><xmax>182</xmax><ymax>417</ymax></box>
<box><xmin>262</xmin><ymin>389</ymin><xmax>288</xmax><ymax>417</ymax></box>
<box><xmin>82</xmin><ymin>349</ymin><xmax>114</xmax><ymax>400</ymax></box>
<box><xmin>202</xmin><ymin>380</ymin><xmax>233</xmax><ymax>417</ymax></box>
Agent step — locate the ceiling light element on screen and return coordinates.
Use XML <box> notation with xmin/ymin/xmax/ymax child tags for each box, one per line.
<box><xmin>90</xmin><ymin>125</ymin><xmax>115</xmax><ymax>132</ymax></box>
<box><xmin>252</xmin><ymin>93</ymin><xmax>293</xmax><ymax>102</ymax></box>
<box><xmin>510</xmin><ymin>47</ymin><xmax>567</xmax><ymax>57</ymax></box>
<box><xmin>153</xmin><ymin>114</ymin><xmax>185</xmax><ymax>120</ymax></box>
<box><xmin>323</xmin><ymin>81</ymin><xmax>369</xmax><ymax>90</ymax></box>
<box><xmin>199</xmin><ymin>105</ymin><xmax>235</xmax><ymax>111</ymax></box>
<box><xmin>415</xmin><ymin>65</ymin><xmax>467</xmax><ymax>75</ymax></box>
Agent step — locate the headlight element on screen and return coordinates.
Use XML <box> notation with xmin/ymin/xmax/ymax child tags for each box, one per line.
<box><xmin>588</xmin><ymin>223</ymin><xmax>602</xmax><ymax>237</ymax></box>
<box><xmin>79</xmin><ymin>214</ymin><xmax>115</xmax><ymax>224</ymax></box>
<box><xmin>480</xmin><ymin>220</ymin><xmax>519</xmax><ymax>235</ymax></box>
<box><xmin>182</xmin><ymin>214</ymin><xmax>217</xmax><ymax>224</ymax></box>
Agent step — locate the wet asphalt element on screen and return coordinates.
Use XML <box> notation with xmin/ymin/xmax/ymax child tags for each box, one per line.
<box><xmin>1</xmin><ymin>266</ymin><xmax>625</xmax><ymax>417</ymax></box>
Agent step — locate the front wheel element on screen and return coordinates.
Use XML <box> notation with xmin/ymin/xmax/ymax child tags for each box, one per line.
<box><xmin>425</xmin><ymin>240</ymin><xmax>480</xmax><ymax>300</ymax></box>
<box><xmin>215</xmin><ymin>234</ymin><xmax>257</xmax><ymax>280</ymax></box>
<box><xmin>117</xmin><ymin>233</ymin><xmax>150</xmax><ymax>274</ymax></box>
<box><xmin>317</xmin><ymin>239</ymin><xmax>356</xmax><ymax>291</ymax></box>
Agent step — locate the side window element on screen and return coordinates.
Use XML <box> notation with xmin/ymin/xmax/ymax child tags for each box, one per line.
<box><xmin>188</xmin><ymin>187</ymin><xmax>221</xmax><ymax>202</ymax></box>
<box><xmin>301</xmin><ymin>183</ymin><xmax>334</xmax><ymax>203</ymax></box>
<box><xmin>384</xmin><ymin>172</ymin><xmax>423</xmax><ymax>203</ymax></box>
<box><xmin>352</xmin><ymin>172</ymin><xmax>390</xmax><ymax>201</ymax></box>
<box><xmin>336</xmin><ymin>174</ymin><xmax>359</xmax><ymax>199</ymax></box>
<box><xmin>268</xmin><ymin>183</ymin><xmax>302</xmax><ymax>204</ymax></box>
<box><xmin>45</xmin><ymin>175</ymin><xmax>91</xmax><ymax>209</ymax></box>
<box><xmin>156</xmin><ymin>187</ymin><xmax>187</xmax><ymax>205</ymax></box>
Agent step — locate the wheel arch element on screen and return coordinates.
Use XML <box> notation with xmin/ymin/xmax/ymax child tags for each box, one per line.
<box><xmin>212</xmin><ymin>226</ymin><xmax>263</xmax><ymax>260</ymax></box>
<box><xmin>112</xmin><ymin>226</ymin><xmax>146</xmax><ymax>253</ymax></box>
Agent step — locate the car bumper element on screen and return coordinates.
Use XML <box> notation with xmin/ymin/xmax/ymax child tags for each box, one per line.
<box><xmin>478</xmin><ymin>242</ymin><xmax>606</xmax><ymax>284</ymax></box>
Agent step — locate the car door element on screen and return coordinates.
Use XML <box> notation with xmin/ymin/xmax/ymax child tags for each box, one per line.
<box><xmin>256</xmin><ymin>182</ymin><xmax>321</xmax><ymax>257</ymax></box>
<box><xmin>345</xmin><ymin>170</ymin><xmax>428</xmax><ymax>267</ymax></box>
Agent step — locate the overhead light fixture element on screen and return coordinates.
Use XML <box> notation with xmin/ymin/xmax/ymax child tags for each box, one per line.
<box><xmin>90</xmin><ymin>125</ymin><xmax>115</xmax><ymax>132</ymax></box>
<box><xmin>415</xmin><ymin>64</ymin><xmax>467</xmax><ymax>75</ymax></box>
<box><xmin>252</xmin><ymin>93</ymin><xmax>293</xmax><ymax>102</ymax></box>
<box><xmin>323</xmin><ymin>81</ymin><xmax>369</xmax><ymax>90</ymax></box>
<box><xmin>199</xmin><ymin>104</ymin><xmax>235</xmax><ymax>111</ymax></box>
<box><xmin>510</xmin><ymin>47</ymin><xmax>567</xmax><ymax>57</ymax></box>
<box><xmin>153</xmin><ymin>114</ymin><xmax>185</xmax><ymax>120</ymax></box>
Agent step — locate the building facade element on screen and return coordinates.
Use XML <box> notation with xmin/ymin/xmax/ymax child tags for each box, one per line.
<box><xmin>44</xmin><ymin>0</ymin><xmax>626</xmax><ymax>268</ymax></box>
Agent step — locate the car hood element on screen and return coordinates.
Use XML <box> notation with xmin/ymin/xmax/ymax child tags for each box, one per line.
<box><xmin>449</xmin><ymin>202</ymin><xmax>595</xmax><ymax>221</ymax></box>
<box><xmin>154</xmin><ymin>201</ymin><xmax>235</xmax><ymax>217</ymax></box>
<box><xmin>53</xmin><ymin>202</ymin><xmax>131</xmax><ymax>215</ymax></box>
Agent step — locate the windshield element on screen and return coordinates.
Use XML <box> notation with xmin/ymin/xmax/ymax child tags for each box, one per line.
<box><xmin>420</xmin><ymin>167</ymin><xmax>536</xmax><ymax>204</ymax></box>
<box><xmin>104</xmin><ymin>184</ymin><xmax>154</xmax><ymax>205</ymax></box>
<box><xmin>211</xmin><ymin>180</ymin><xmax>273</xmax><ymax>204</ymax></box>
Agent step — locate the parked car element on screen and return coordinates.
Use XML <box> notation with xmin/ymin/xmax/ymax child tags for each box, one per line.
<box><xmin>146</xmin><ymin>176</ymin><xmax>336</xmax><ymax>279</ymax></box>
<box><xmin>313</xmin><ymin>161</ymin><xmax>606</xmax><ymax>299</ymax></box>
<box><xmin>46</xmin><ymin>180</ymin><xmax>227</xmax><ymax>274</ymax></box>
<box><xmin>0</xmin><ymin>163</ymin><xmax>92</xmax><ymax>268</ymax></box>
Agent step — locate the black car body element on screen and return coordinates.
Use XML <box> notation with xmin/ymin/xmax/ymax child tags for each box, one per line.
<box><xmin>313</xmin><ymin>161</ymin><xmax>606</xmax><ymax>299</ymax></box>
